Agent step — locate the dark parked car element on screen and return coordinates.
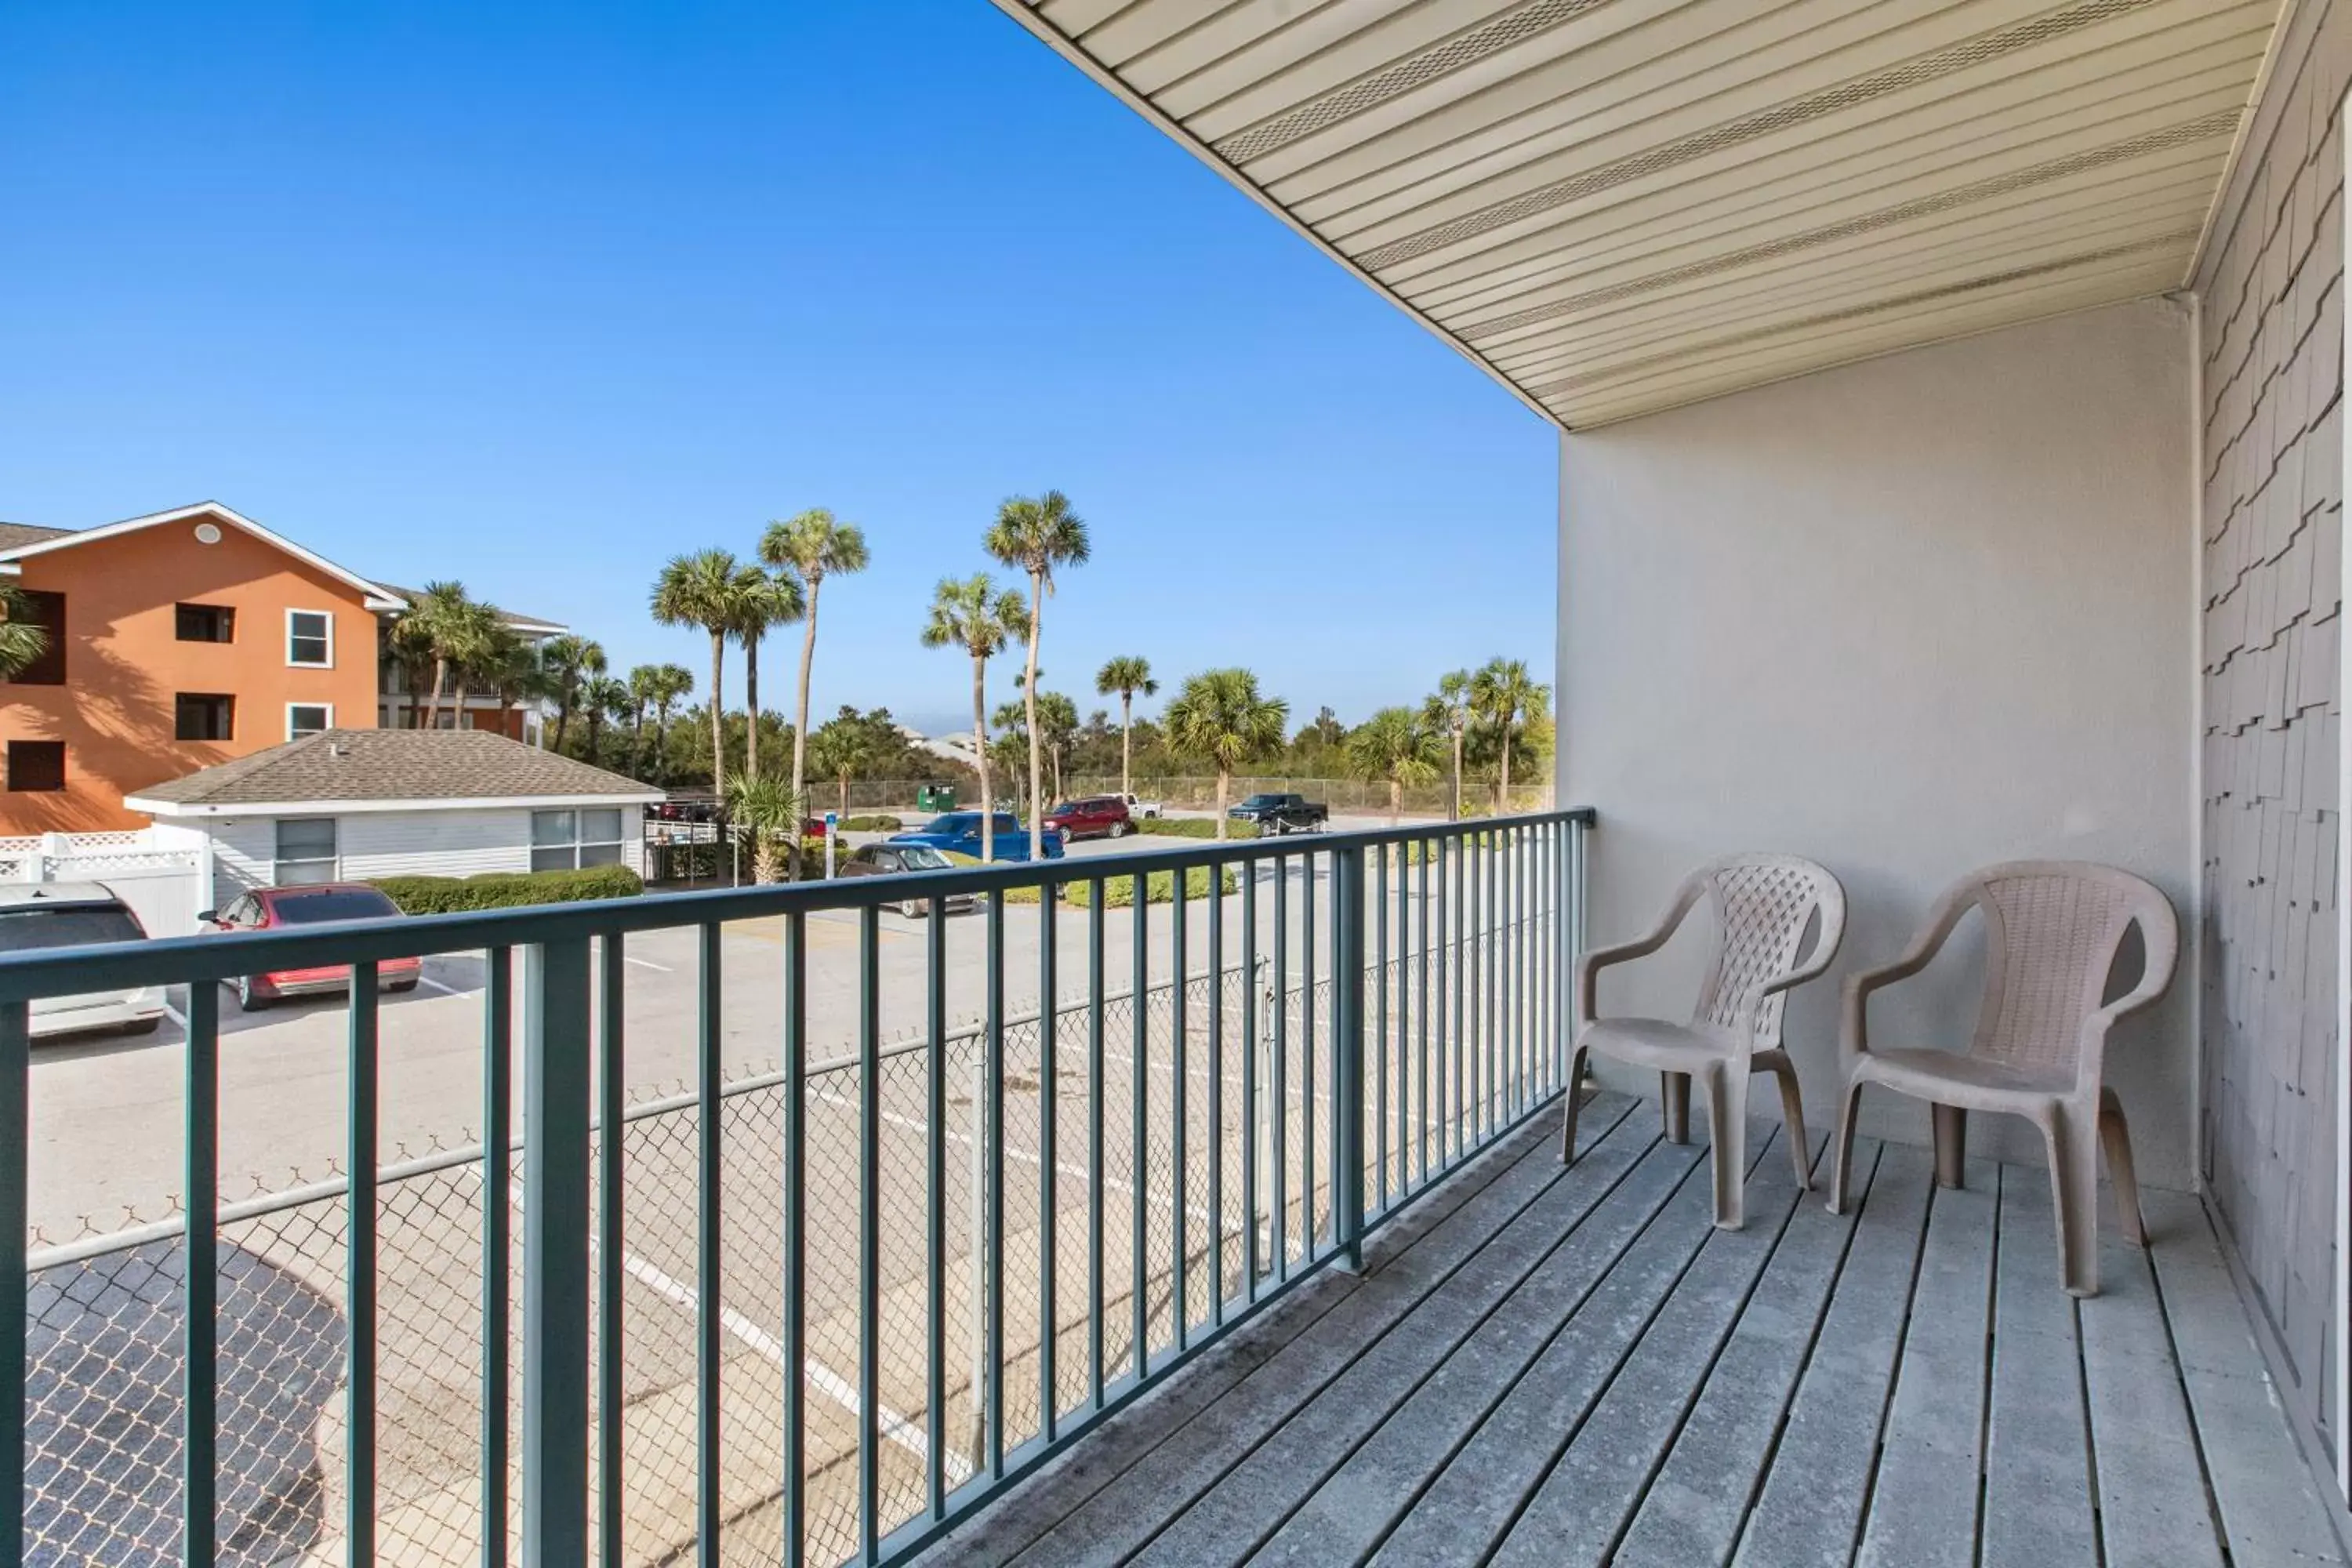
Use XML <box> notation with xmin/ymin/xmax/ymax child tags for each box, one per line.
<box><xmin>890</xmin><ymin>811</ymin><xmax>1067</xmax><ymax>862</ymax></box>
<box><xmin>1043</xmin><ymin>796</ymin><xmax>1133</xmax><ymax>841</ymax></box>
<box><xmin>200</xmin><ymin>883</ymin><xmax>422</xmax><ymax>1011</ymax></box>
<box><xmin>838</xmin><ymin>842</ymin><xmax>975</xmax><ymax>916</ymax></box>
<box><xmin>1228</xmin><ymin>792</ymin><xmax>1329</xmax><ymax>833</ymax></box>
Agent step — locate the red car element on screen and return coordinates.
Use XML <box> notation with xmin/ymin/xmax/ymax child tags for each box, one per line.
<box><xmin>201</xmin><ymin>882</ymin><xmax>423</xmax><ymax>1011</ymax></box>
<box><xmin>1042</xmin><ymin>795</ymin><xmax>1134</xmax><ymax>841</ymax></box>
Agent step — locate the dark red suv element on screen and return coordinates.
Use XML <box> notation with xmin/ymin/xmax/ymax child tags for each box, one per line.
<box><xmin>1043</xmin><ymin>796</ymin><xmax>1133</xmax><ymax>841</ymax></box>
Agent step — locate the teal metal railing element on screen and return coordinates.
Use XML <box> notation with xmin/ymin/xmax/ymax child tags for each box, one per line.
<box><xmin>0</xmin><ymin>808</ymin><xmax>1590</xmax><ymax>1566</ymax></box>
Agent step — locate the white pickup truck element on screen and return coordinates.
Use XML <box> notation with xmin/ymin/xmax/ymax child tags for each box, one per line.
<box><xmin>1120</xmin><ymin>793</ymin><xmax>1163</xmax><ymax>819</ymax></box>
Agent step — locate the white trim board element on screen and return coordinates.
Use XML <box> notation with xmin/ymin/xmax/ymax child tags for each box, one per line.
<box><xmin>128</xmin><ymin>790</ymin><xmax>662</xmax><ymax>818</ymax></box>
<box><xmin>0</xmin><ymin>503</ymin><xmax>407</xmax><ymax>610</ymax></box>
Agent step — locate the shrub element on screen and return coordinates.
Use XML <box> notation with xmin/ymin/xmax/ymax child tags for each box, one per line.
<box><xmin>841</xmin><ymin>815</ymin><xmax>902</xmax><ymax>833</ymax></box>
<box><xmin>370</xmin><ymin>864</ymin><xmax>644</xmax><ymax>914</ymax></box>
<box><xmin>1134</xmin><ymin>815</ymin><xmax>1260</xmax><ymax>840</ymax></box>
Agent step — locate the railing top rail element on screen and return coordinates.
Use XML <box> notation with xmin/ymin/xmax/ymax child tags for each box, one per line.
<box><xmin>0</xmin><ymin>808</ymin><xmax>1595</xmax><ymax>1000</ymax></box>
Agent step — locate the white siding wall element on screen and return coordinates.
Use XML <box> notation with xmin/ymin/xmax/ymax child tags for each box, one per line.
<box><xmin>206</xmin><ymin>820</ymin><xmax>279</xmax><ymax>899</ymax></box>
<box><xmin>338</xmin><ymin>809</ymin><xmax>535</xmax><ymax>882</ymax></box>
<box><xmin>194</xmin><ymin>805</ymin><xmax>643</xmax><ymax>891</ymax></box>
<box><xmin>1558</xmin><ymin>296</ymin><xmax>2199</xmax><ymax>1188</ymax></box>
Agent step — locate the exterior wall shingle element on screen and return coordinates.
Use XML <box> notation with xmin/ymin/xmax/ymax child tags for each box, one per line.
<box><xmin>2198</xmin><ymin>0</ymin><xmax>2350</xmax><ymax>1472</ymax></box>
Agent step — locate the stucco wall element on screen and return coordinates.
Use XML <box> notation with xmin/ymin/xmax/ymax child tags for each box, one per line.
<box><xmin>2194</xmin><ymin>0</ymin><xmax>2348</xmax><ymax>1478</ymax></box>
<box><xmin>0</xmin><ymin>509</ymin><xmax>379</xmax><ymax>833</ymax></box>
<box><xmin>1558</xmin><ymin>296</ymin><xmax>2198</xmax><ymax>1188</ymax></box>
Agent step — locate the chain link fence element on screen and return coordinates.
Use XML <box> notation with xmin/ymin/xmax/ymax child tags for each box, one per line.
<box><xmin>21</xmin><ymin>962</ymin><xmax>1388</xmax><ymax>1567</ymax></box>
<box><xmin>23</xmin><ymin>861</ymin><xmax>1559</xmax><ymax>1566</ymax></box>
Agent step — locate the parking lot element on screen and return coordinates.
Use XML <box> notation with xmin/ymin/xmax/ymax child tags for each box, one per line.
<box><xmin>22</xmin><ymin>815</ymin><xmax>1560</xmax><ymax>1565</ymax></box>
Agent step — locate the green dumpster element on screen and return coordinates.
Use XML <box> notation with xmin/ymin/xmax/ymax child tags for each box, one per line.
<box><xmin>916</xmin><ymin>782</ymin><xmax>956</xmax><ymax>812</ymax></box>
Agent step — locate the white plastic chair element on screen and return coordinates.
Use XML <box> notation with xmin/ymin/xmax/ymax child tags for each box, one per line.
<box><xmin>1827</xmin><ymin>861</ymin><xmax>2177</xmax><ymax>1296</ymax></box>
<box><xmin>1563</xmin><ymin>855</ymin><xmax>1846</xmax><ymax>1229</ymax></box>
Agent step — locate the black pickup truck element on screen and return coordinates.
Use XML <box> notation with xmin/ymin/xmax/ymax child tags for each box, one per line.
<box><xmin>1229</xmin><ymin>792</ymin><xmax>1329</xmax><ymax>833</ymax></box>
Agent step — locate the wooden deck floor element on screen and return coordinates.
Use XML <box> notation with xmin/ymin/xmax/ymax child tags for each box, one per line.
<box><xmin>920</xmin><ymin>1091</ymin><xmax>2347</xmax><ymax>1568</ymax></box>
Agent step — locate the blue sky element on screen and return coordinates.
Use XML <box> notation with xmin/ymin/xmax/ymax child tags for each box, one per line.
<box><xmin>0</xmin><ymin>2</ymin><xmax>1555</xmax><ymax>738</ymax></box>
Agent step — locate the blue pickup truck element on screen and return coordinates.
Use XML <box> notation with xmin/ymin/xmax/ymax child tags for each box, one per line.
<box><xmin>890</xmin><ymin>811</ymin><xmax>1068</xmax><ymax>862</ymax></box>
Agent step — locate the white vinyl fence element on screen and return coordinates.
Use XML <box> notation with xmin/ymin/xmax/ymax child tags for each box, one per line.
<box><xmin>0</xmin><ymin>831</ymin><xmax>207</xmax><ymax>936</ymax></box>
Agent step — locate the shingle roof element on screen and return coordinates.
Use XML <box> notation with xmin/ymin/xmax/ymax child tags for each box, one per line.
<box><xmin>128</xmin><ymin>730</ymin><xmax>659</xmax><ymax>808</ymax></box>
<box><xmin>374</xmin><ymin>585</ymin><xmax>566</xmax><ymax>634</ymax></box>
<box><xmin>0</xmin><ymin>523</ymin><xmax>74</xmax><ymax>551</ymax></box>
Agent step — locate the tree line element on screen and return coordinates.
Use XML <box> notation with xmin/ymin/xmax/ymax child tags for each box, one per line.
<box><xmin>376</xmin><ymin>494</ymin><xmax>1550</xmax><ymax>868</ymax></box>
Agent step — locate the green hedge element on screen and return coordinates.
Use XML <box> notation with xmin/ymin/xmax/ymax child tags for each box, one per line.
<box><xmin>840</xmin><ymin>815</ymin><xmax>902</xmax><ymax>833</ymax></box>
<box><xmin>370</xmin><ymin>864</ymin><xmax>644</xmax><ymax>914</ymax></box>
<box><xmin>1134</xmin><ymin>815</ymin><xmax>1261</xmax><ymax>840</ymax></box>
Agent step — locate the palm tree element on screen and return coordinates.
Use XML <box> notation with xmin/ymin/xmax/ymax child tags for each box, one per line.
<box><xmin>397</xmin><ymin>582</ymin><xmax>501</xmax><ymax>730</ymax></box>
<box><xmin>639</xmin><ymin>663</ymin><xmax>694</xmax><ymax>780</ymax></box>
<box><xmin>539</xmin><ymin>633</ymin><xmax>608</xmax><ymax>752</ymax></box>
<box><xmin>761</xmin><ymin>509</ymin><xmax>869</xmax><ymax>822</ymax></box>
<box><xmin>1469</xmin><ymin>658</ymin><xmax>1551</xmax><ymax>810</ymax></box>
<box><xmin>920</xmin><ymin>574</ymin><xmax>1028</xmax><ymax>862</ymax></box>
<box><xmin>0</xmin><ymin>586</ymin><xmax>49</xmax><ymax>681</ymax></box>
<box><xmin>1348</xmin><ymin>707</ymin><xmax>1443</xmax><ymax>824</ymax></box>
<box><xmin>1163</xmin><ymin>668</ymin><xmax>1289</xmax><ymax>838</ymax></box>
<box><xmin>579</xmin><ymin>673</ymin><xmax>630</xmax><ymax>764</ymax></box>
<box><xmin>651</xmin><ymin>550</ymin><xmax>753</xmax><ymax>794</ymax></box>
<box><xmin>473</xmin><ymin>629</ymin><xmax>546</xmax><ymax>739</ymax></box>
<box><xmin>1095</xmin><ymin>655</ymin><xmax>1156</xmax><ymax>802</ymax></box>
<box><xmin>808</xmin><ymin>717</ymin><xmax>876</xmax><ymax>818</ymax></box>
<box><xmin>731</xmin><ymin>568</ymin><xmax>804</xmax><ymax>784</ymax></box>
<box><xmin>984</xmin><ymin>491</ymin><xmax>1090</xmax><ymax>858</ymax></box>
<box><xmin>626</xmin><ymin>664</ymin><xmax>662</xmax><ymax>768</ymax></box>
<box><xmin>724</xmin><ymin>773</ymin><xmax>804</xmax><ymax>884</ymax></box>
<box><xmin>1425</xmin><ymin>670</ymin><xmax>1474</xmax><ymax>821</ymax></box>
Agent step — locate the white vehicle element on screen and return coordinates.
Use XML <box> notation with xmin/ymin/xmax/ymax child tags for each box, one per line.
<box><xmin>0</xmin><ymin>883</ymin><xmax>166</xmax><ymax>1040</ymax></box>
<box><xmin>1120</xmin><ymin>793</ymin><xmax>1163</xmax><ymax>819</ymax></box>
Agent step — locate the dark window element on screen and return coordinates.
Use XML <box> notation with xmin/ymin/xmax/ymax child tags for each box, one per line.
<box><xmin>5</xmin><ymin>591</ymin><xmax>64</xmax><ymax>686</ymax></box>
<box><xmin>176</xmin><ymin>693</ymin><xmax>235</xmax><ymax>742</ymax></box>
<box><xmin>0</xmin><ymin>903</ymin><xmax>143</xmax><ymax>951</ymax></box>
<box><xmin>5</xmin><ymin>741</ymin><xmax>64</xmax><ymax>793</ymax></box>
<box><xmin>265</xmin><ymin>886</ymin><xmax>400</xmax><ymax>924</ymax></box>
<box><xmin>287</xmin><ymin>610</ymin><xmax>332</xmax><ymax>666</ymax></box>
<box><xmin>175</xmin><ymin>603</ymin><xmax>236</xmax><ymax>643</ymax></box>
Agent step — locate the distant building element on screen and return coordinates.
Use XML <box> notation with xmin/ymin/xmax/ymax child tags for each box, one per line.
<box><xmin>0</xmin><ymin>501</ymin><xmax>568</xmax><ymax>832</ymax></box>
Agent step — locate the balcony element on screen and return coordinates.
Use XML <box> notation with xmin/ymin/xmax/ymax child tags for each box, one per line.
<box><xmin>0</xmin><ymin>810</ymin><xmax>2340</xmax><ymax>1566</ymax></box>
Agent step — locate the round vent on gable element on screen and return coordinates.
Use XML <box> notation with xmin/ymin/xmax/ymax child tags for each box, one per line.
<box><xmin>193</xmin><ymin>522</ymin><xmax>223</xmax><ymax>544</ymax></box>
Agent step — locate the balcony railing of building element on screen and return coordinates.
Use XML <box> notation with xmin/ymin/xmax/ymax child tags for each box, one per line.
<box><xmin>0</xmin><ymin>808</ymin><xmax>1591</xmax><ymax>1566</ymax></box>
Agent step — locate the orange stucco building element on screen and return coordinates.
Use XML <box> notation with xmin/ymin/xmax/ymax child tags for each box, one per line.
<box><xmin>0</xmin><ymin>503</ymin><xmax>412</xmax><ymax>832</ymax></box>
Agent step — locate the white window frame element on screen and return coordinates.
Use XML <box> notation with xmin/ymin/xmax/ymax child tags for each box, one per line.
<box><xmin>272</xmin><ymin>816</ymin><xmax>339</xmax><ymax>885</ymax></box>
<box><xmin>286</xmin><ymin>608</ymin><xmax>334</xmax><ymax>669</ymax></box>
<box><xmin>529</xmin><ymin>807</ymin><xmax>628</xmax><ymax>872</ymax></box>
<box><xmin>286</xmin><ymin>702</ymin><xmax>333</xmax><ymax>741</ymax></box>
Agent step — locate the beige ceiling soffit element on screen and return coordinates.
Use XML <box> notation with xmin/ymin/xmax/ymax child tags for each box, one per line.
<box><xmin>1348</xmin><ymin>0</ymin><xmax>2179</xmax><ymax>272</ymax></box>
<box><xmin>2188</xmin><ymin>0</ymin><xmax>2307</xmax><ymax>286</ymax></box>
<box><xmin>1456</xmin><ymin>110</ymin><xmax>2241</xmax><ymax>343</ymax></box>
<box><xmin>985</xmin><ymin>0</ymin><xmax>1559</xmax><ymax>426</ymax></box>
<box><xmin>1004</xmin><ymin>0</ymin><xmax>2288</xmax><ymax>428</ymax></box>
<box><xmin>1522</xmin><ymin>228</ymin><xmax>2201</xmax><ymax>401</ymax></box>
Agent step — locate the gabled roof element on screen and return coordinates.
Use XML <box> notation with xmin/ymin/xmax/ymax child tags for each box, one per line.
<box><xmin>1000</xmin><ymin>0</ymin><xmax>2288</xmax><ymax>428</ymax></box>
<box><xmin>126</xmin><ymin>729</ymin><xmax>661</xmax><ymax>815</ymax></box>
<box><xmin>0</xmin><ymin>503</ymin><xmax>407</xmax><ymax>609</ymax></box>
<box><xmin>372</xmin><ymin>584</ymin><xmax>567</xmax><ymax>637</ymax></box>
<box><xmin>0</xmin><ymin>524</ymin><xmax>72</xmax><ymax>552</ymax></box>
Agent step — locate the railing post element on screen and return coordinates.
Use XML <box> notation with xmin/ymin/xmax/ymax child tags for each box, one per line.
<box><xmin>1332</xmin><ymin>843</ymin><xmax>1367</xmax><ymax>1272</ymax></box>
<box><xmin>521</xmin><ymin>938</ymin><xmax>593</xmax><ymax>1566</ymax></box>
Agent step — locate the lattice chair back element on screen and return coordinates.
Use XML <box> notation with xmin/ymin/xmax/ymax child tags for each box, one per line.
<box><xmin>1963</xmin><ymin>862</ymin><xmax>2176</xmax><ymax>1080</ymax></box>
<box><xmin>1690</xmin><ymin>855</ymin><xmax>1843</xmax><ymax>1050</ymax></box>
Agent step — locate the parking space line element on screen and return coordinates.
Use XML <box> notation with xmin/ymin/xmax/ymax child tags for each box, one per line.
<box><xmin>807</xmin><ymin>1085</ymin><xmax>1223</xmax><ymax>1227</ymax></box>
<box><xmin>623</xmin><ymin>956</ymin><xmax>673</xmax><ymax>972</ymax></box>
<box><xmin>473</xmin><ymin>1166</ymin><xmax>970</xmax><ymax>1485</ymax></box>
<box><xmin>416</xmin><ymin>976</ymin><xmax>465</xmax><ymax>998</ymax></box>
